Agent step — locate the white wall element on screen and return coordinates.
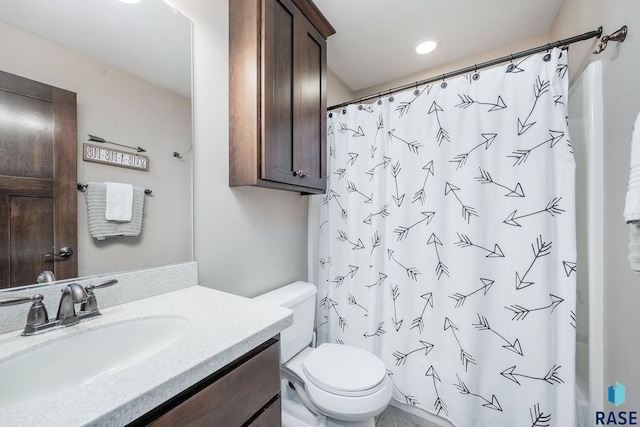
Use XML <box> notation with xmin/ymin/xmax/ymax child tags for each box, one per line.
<box><xmin>349</xmin><ymin>34</ymin><xmax>551</xmax><ymax>102</ymax></box>
<box><xmin>0</xmin><ymin>21</ymin><xmax>192</xmax><ymax>278</ymax></box>
<box><xmin>173</xmin><ymin>0</ymin><xmax>309</xmax><ymax>297</ymax></box>
<box><xmin>327</xmin><ymin>68</ymin><xmax>356</xmax><ymax>107</ymax></box>
<box><xmin>552</xmin><ymin>0</ymin><xmax>640</xmax><ymax>411</ymax></box>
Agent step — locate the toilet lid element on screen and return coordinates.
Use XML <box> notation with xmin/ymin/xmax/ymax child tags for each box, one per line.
<box><xmin>302</xmin><ymin>343</ymin><xmax>386</xmax><ymax>396</ymax></box>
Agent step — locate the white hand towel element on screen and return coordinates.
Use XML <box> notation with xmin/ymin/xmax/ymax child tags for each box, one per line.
<box><xmin>623</xmin><ymin>111</ymin><xmax>640</xmax><ymax>222</ymax></box>
<box><xmin>105</xmin><ymin>182</ymin><xmax>133</xmax><ymax>222</ymax></box>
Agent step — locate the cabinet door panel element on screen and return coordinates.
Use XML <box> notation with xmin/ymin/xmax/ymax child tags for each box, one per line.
<box><xmin>263</xmin><ymin>0</ymin><xmax>299</xmax><ymax>186</ymax></box>
<box><xmin>8</xmin><ymin>197</ymin><xmax>53</xmax><ymax>286</ymax></box>
<box><xmin>147</xmin><ymin>340</ymin><xmax>280</xmax><ymax>427</ymax></box>
<box><xmin>297</xmin><ymin>19</ymin><xmax>326</xmax><ymax>191</ymax></box>
<box><xmin>247</xmin><ymin>397</ymin><xmax>281</xmax><ymax>426</ymax></box>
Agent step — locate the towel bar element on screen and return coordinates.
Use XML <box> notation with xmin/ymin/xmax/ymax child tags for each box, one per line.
<box><xmin>77</xmin><ymin>183</ymin><xmax>152</xmax><ymax>195</ymax></box>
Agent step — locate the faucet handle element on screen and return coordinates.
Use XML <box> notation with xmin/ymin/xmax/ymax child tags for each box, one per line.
<box><xmin>0</xmin><ymin>294</ymin><xmax>44</xmax><ymax>307</ymax></box>
<box><xmin>84</xmin><ymin>279</ymin><xmax>118</xmax><ymax>293</ymax></box>
<box><xmin>0</xmin><ymin>294</ymin><xmax>50</xmax><ymax>335</ymax></box>
<box><xmin>81</xmin><ymin>279</ymin><xmax>118</xmax><ymax>315</ymax></box>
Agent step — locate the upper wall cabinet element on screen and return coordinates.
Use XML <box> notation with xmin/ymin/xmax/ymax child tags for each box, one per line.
<box><xmin>229</xmin><ymin>0</ymin><xmax>335</xmax><ymax>194</ymax></box>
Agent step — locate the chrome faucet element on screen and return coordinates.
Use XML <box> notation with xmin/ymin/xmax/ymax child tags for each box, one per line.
<box><xmin>0</xmin><ymin>279</ymin><xmax>118</xmax><ymax>336</ymax></box>
<box><xmin>56</xmin><ymin>283</ymin><xmax>88</xmax><ymax>326</ymax></box>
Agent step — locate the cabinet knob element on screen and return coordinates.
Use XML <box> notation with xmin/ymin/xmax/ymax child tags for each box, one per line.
<box><xmin>293</xmin><ymin>170</ymin><xmax>307</xmax><ymax>178</ymax></box>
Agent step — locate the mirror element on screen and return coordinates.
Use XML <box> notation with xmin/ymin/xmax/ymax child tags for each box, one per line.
<box><xmin>0</xmin><ymin>0</ymin><xmax>193</xmax><ymax>290</ymax></box>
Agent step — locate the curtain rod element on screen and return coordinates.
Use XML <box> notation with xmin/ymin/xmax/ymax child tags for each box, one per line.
<box><xmin>328</xmin><ymin>27</ymin><xmax>603</xmax><ymax>111</ymax></box>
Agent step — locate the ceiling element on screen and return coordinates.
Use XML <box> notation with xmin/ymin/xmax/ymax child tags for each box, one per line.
<box><xmin>0</xmin><ymin>0</ymin><xmax>191</xmax><ymax>98</ymax></box>
<box><xmin>314</xmin><ymin>0</ymin><xmax>564</xmax><ymax>92</ymax></box>
<box><xmin>0</xmin><ymin>0</ymin><xmax>564</xmax><ymax>98</ymax></box>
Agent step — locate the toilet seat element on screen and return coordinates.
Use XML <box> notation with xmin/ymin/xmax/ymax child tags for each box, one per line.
<box><xmin>302</xmin><ymin>344</ymin><xmax>387</xmax><ymax>397</ymax></box>
<box><xmin>282</xmin><ymin>344</ymin><xmax>393</xmax><ymax>422</ymax></box>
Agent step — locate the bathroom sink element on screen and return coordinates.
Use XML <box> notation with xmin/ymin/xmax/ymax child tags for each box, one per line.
<box><xmin>0</xmin><ymin>316</ymin><xmax>188</xmax><ymax>408</ymax></box>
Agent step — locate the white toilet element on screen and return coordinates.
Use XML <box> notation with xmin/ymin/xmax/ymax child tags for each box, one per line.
<box><xmin>254</xmin><ymin>281</ymin><xmax>392</xmax><ymax>427</ymax></box>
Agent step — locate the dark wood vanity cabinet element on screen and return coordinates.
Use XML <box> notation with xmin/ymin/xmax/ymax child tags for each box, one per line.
<box><xmin>134</xmin><ymin>337</ymin><xmax>281</xmax><ymax>427</ymax></box>
<box><xmin>229</xmin><ymin>0</ymin><xmax>335</xmax><ymax>194</ymax></box>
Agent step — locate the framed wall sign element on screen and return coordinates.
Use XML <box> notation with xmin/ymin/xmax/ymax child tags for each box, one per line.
<box><xmin>83</xmin><ymin>143</ymin><xmax>149</xmax><ymax>171</ymax></box>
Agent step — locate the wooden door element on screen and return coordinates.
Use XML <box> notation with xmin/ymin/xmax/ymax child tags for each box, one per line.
<box><xmin>0</xmin><ymin>70</ymin><xmax>77</xmax><ymax>288</ymax></box>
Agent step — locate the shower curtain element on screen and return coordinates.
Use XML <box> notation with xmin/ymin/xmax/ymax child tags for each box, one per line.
<box><xmin>317</xmin><ymin>49</ymin><xmax>576</xmax><ymax>427</ymax></box>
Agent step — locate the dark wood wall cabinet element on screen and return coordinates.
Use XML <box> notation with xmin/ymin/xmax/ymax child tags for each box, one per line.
<box><xmin>229</xmin><ymin>0</ymin><xmax>335</xmax><ymax>194</ymax></box>
<box><xmin>131</xmin><ymin>337</ymin><xmax>281</xmax><ymax>427</ymax></box>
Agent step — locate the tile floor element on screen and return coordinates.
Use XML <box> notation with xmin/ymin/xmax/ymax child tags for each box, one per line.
<box><xmin>375</xmin><ymin>405</ymin><xmax>445</xmax><ymax>427</ymax></box>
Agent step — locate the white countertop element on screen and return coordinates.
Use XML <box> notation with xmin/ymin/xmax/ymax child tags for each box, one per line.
<box><xmin>0</xmin><ymin>286</ymin><xmax>292</xmax><ymax>427</ymax></box>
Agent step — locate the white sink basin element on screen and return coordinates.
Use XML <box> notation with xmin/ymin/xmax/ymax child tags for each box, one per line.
<box><xmin>0</xmin><ymin>316</ymin><xmax>188</xmax><ymax>408</ymax></box>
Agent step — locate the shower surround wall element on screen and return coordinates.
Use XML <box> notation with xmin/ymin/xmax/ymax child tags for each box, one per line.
<box><xmin>568</xmin><ymin>60</ymin><xmax>604</xmax><ymax>423</ymax></box>
<box><xmin>552</xmin><ymin>0</ymin><xmax>640</xmax><ymax>415</ymax></box>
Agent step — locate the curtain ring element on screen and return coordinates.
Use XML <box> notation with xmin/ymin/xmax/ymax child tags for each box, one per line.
<box><xmin>441</xmin><ymin>74</ymin><xmax>448</xmax><ymax>89</ymax></box>
<box><xmin>541</xmin><ymin>43</ymin><xmax>553</xmax><ymax>62</ymax></box>
<box><xmin>414</xmin><ymin>82</ymin><xmax>420</xmax><ymax>96</ymax></box>
<box><xmin>506</xmin><ymin>54</ymin><xmax>516</xmax><ymax>72</ymax></box>
<box><xmin>472</xmin><ymin>65</ymin><xmax>480</xmax><ymax>81</ymax></box>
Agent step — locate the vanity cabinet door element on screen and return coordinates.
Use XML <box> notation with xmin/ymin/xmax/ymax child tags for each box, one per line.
<box><xmin>247</xmin><ymin>397</ymin><xmax>281</xmax><ymax>426</ymax></box>
<box><xmin>143</xmin><ymin>338</ymin><xmax>281</xmax><ymax>427</ymax></box>
<box><xmin>229</xmin><ymin>0</ymin><xmax>333</xmax><ymax>194</ymax></box>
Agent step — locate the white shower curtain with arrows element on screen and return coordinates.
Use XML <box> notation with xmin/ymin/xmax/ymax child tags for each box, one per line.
<box><xmin>317</xmin><ymin>49</ymin><xmax>576</xmax><ymax>427</ymax></box>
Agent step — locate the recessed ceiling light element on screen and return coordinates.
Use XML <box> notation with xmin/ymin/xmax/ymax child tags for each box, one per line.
<box><xmin>415</xmin><ymin>38</ymin><xmax>439</xmax><ymax>55</ymax></box>
<box><xmin>119</xmin><ymin>0</ymin><xmax>142</xmax><ymax>4</ymax></box>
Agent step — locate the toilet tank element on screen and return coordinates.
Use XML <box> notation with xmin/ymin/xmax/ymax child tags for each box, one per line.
<box><xmin>253</xmin><ymin>281</ymin><xmax>317</xmax><ymax>363</ymax></box>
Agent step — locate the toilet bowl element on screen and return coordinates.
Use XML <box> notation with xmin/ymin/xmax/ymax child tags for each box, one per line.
<box><xmin>254</xmin><ymin>282</ymin><xmax>392</xmax><ymax>427</ymax></box>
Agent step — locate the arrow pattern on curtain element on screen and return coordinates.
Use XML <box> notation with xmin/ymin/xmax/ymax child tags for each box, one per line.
<box><xmin>318</xmin><ymin>49</ymin><xmax>576</xmax><ymax>426</ymax></box>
